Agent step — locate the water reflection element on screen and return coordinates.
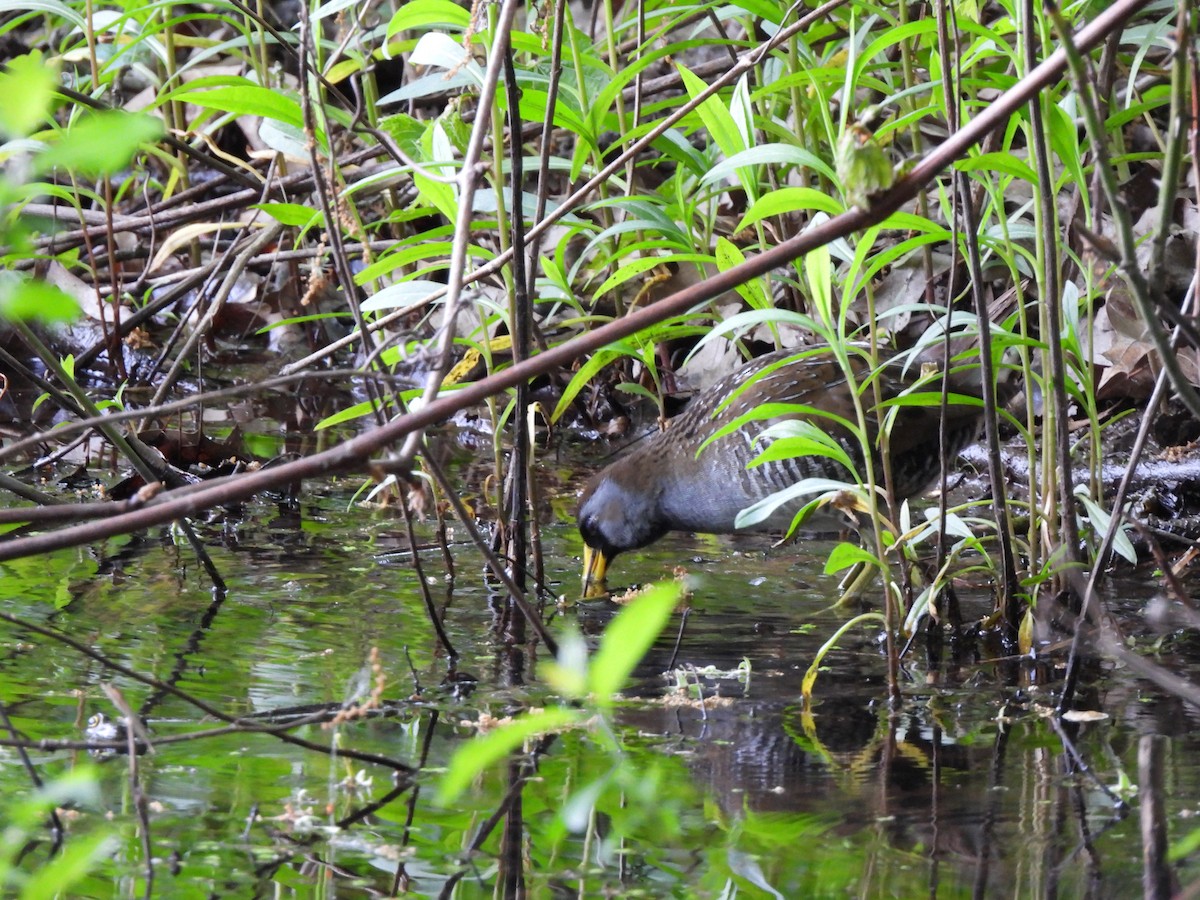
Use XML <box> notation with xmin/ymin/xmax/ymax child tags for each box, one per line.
<box><xmin>0</xmin><ymin>489</ymin><xmax>1195</xmax><ymax>897</ymax></box>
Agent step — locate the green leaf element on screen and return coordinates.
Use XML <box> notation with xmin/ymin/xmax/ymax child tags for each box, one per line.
<box><xmin>714</xmin><ymin>237</ymin><xmax>769</xmax><ymax>310</ymax></box>
<box><xmin>378</xmin><ymin>111</ymin><xmax>427</xmax><ymax>150</ymax></box>
<box><xmin>728</xmin><ymin>74</ymin><xmax>754</xmax><ymax>153</ymax></box>
<box><xmin>737</xmin><ymin>187</ymin><xmax>844</xmax><ymax>232</ymax></box>
<box><xmin>311</xmin><ymin>0</ymin><xmax>362</xmax><ymax>21</ymax></box>
<box><xmin>182</xmin><ymin>84</ymin><xmax>302</xmax><ymax>126</ymax></box>
<box><xmin>386</xmin><ymin>0</ymin><xmax>472</xmax><ymax>37</ymax></box>
<box><xmin>824</xmin><ymin>541</ymin><xmax>878</xmax><ymax>575</ymax></box>
<box><xmin>0</xmin><ymin>52</ymin><xmax>59</xmax><ymax>138</ymax></box>
<box><xmin>955</xmin><ymin>151</ymin><xmax>1038</xmax><ymax>183</ymax></box>
<box><xmin>729</xmin><ymin>0</ymin><xmax>786</xmax><ymax>22</ymax></box>
<box><xmin>413</xmin><ymin>169</ymin><xmax>458</xmax><ymax>221</ymax></box>
<box><xmin>409</xmin><ymin>32</ymin><xmax>483</xmax><ymax>85</ymax></box>
<box><xmin>552</xmin><ymin>347</ymin><xmax>625</xmax><ymax>423</ymax></box>
<box><xmin>169</xmin><ymin>82</ymin><xmax>311</xmax><ymax>134</ymax></box>
<box><xmin>1045</xmin><ymin>100</ymin><xmax>1086</xmax><ymax>199</ymax></box>
<box><xmin>410</xmin><ymin>120</ymin><xmax>459</xmax><ymax>220</ymax></box>
<box><xmin>593</xmin><ymin>252</ymin><xmax>710</xmax><ymax>300</ymax></box>
<box><xmin>704</xmin><ymin>145</ymin><xmax>837</xmax><ymax>188</ymax></box>
<box><xmin>36</xmin><ymin>111</ymin><xmax>163</xmax><ymax>177</ymax></box>
<box><xmin>734</xmin><ymin>476</ymin><xmax>852</xmax><ymax>530</ymax></box>
<box><xmin>802</xmin><ymin>612</ymin><xmax>886</xmax><ymax>699</ymax></box>
<box><xmin>615</xmin><ymin>381</ymin><xmax>660</xmax><ymax>406</ymax></box>
<box><xmin>252</xmin><ymin>202</ymin><xmax>321</xmax><ymax>227</ymax></box>
<box><xmin>517</xmin><ymin>88</ymin><xmax>588</xmax><ymax>136</ymax></box>
<box><xmin>355</xmin><ymin>240</ymin><xmax>454</xmax><ymax>284</ymax></box>
<box><xmin>704</xmin><ymin>398</ymin><xmax>856</xmax><ymax>451</ymax></box>
<box><xmin>0</xmin><ymin>0</ymin><xmax>84</xmax><ymax>29</ymax></box>
<box><xmin>750</xmin><ymin>426</ymin><xmax>856</xmax><ymax>476</ymax></box>
<box><xmin>316</xmin><ymin>396</ymin><xmax>392</xmax><ymax>430</ymax></box>
<box><xmin>691</xmin><ymin>309</ymin><xmax>819</xmax><ymax>355</ymax></box>
<box><xmin>677</xmin><ymin>64</ymin><xmax>745</xmax><ymax>162</ymax></box>
<box><xmin>255</xmin><ymin>312</ymin><xmax>352</xmax><ymax>334</ymax></box>
<box><xmin>0</xmin><ymin>276</ymin><xmax>80</xmax><ymax>324</ymax></box>
<box><xmin>877</xmin><ymin>391</ymin><xmax>984</xmax><ymax>410</ymax></box>
<box><xmin>436</xmin><ymin>707</ymin><xmax>583</xmax><ymax>805</ymax></box>
<box><xmin>588</xmin><ymin>582</ymin><xmax>682</xmax><ymax>701</ymax></box>
<box><xmin>805</xmin><ymin>244</ymin><xmax>833</xmax><ymax>327</ymax></box>
<box><xmin>1170</xmin><ymin>824</ymin><xmax>1200</xmax><ymax>862</ymax></box>
<box><xmin>1075</xmin><ymin>489</ymin><xmax>1137</xmax><ymax>565</ymax></box>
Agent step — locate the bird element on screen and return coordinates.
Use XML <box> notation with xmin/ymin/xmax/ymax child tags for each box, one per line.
<box><xmin>576</xmin><ymin>345</ymin><xmax>994</xmax><ymax>596</ymax></box>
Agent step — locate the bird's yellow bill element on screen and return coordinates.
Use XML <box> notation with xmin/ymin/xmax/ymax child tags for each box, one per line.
<box><xmin>581</xmin><ymin>545</ymin><xmax>610</xmax><ymax>598</ymax></box>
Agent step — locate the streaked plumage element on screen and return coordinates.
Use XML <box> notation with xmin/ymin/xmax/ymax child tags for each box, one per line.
<box><xmin>576</xmin><ymin>347</ymin><xmax>987</xmax><ymax>595</ymax></box>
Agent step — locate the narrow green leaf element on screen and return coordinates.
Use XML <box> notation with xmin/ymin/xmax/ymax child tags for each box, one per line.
<box><xmin>824</xmin><ymin>542</ymin><xmax>878</xmax><ymax>575</ymax></box>
<box><xmin>729</xmin><ymin>0</ymin><xmax>785</xmax><ymax>22</ymax></box>
<box><xmin>379</xmin><ymin>71</ymin><xmax>478</xmax><ymax>105</ymax></box>
<box><xmin>0</xmin><ymin>0</ymin><xmax>84</xmax><ymax>29</ymax></box>
<box><xmin>734</xmin><ymin>477</ymin><xmax>852</xmax><ymax>529</ymax></box>
<box><xmin>436</xmin><ymin>707</ymin><xmax>583</xmax><ymax>805</ymax></box>
<box><xmin>386</xmin><ymin>0</ymin><xmax>471</xmax><ymax>37</ymax></box>
<box><xmin>1170</xmin><ymin>824</ymin><xmax>1200</xmax><ymax>862</ymax></box>
<box><xmin>955</xmin><ymin>151</ymin><xmax>1037</xmax><ymax>184</ymax></box>
<box><xmin>877</xmin><ymin>391</ymin><xmax>984</xmax><ymax>410</ymax></box>
<box><xmin>728</xmin><ymin>74</ymin><xmax>753</xmax><ymax>152</ymax></box>
<box><xmin>1045</xmin><ymin>100</ymin><xmax>1086</xmax><ymax>199</ymax></box>
<box><xmin>704</xmin><ymin>400</ymin><xmax>857</xmax><ymax>452</ymax></box>
<box><xmin>593</xmin><ymin>253</ymin><xmax>710</xmax><ymax>300</ymax></box>
<box><xmin>751</xmin><ymin>423</ymin><xmax>856</xmax><ymax>476</ymax></box>
<box><xmin>677</xmin><ymin>64</ymin><xmax>744</xmax><ymax>162</ymax></box>
<box><xmin>704</xmin><ymin>145</ymin><xmax>837</xmax><ymax>188</ymax></box>
<box><xmin>518</xmin><ymin>88</ymin><xmax>587</xmax><ymax>135</ymax></box>
<box><xmin>552</xmin><ymin>348</ymin><xmax>624</xmax><ymax>423</ymax></box>
<box><xmin>253</xmin><ymin>203</ymin><xmax>320</xmax><ymax>227</ymax></box>
<box><xmin>413</xmin><ymin>169</ymin><xmax>458</xmax><ymax>221</ymax></box>
<box><xmin>410</xmin><ymin>32</ymin><xmax>483</xmax><ymax>84</ymax></box>
<box><xmin>714</xmin><ymin>237</ymin><xmax>769</xmax><ymax>310</ymax></box>
<box><xmin>805</xmin><ymin>244</ymin><xmax>833</xmax><ymax>327</ymax></box>
<box><xmin>316</xmin><ymin>396</ymin><xmax>393</xmax><ymax>430</ymax></box>
<box><xmin>737</xmin><ymin>187</ymin><xmax>844</xmax><ymax>232</ymax></box>
<box><xmin>615</xmin><ymin>382</ymin><xmax>660</xmax><ymax>405</ymax></box>
<box><xmin>311</xmin><ymin>0</ymin><xmax>361</xmax><ymax>20</ymax></box>
<box><xmin>255</xmin><ymin>312</ymin><xmax>351</xmax><ymax>334</ymax></box>
<box><xmin>588</xmin><ymin>582</ymin><xmax>682</xmax><ymax>701</ymax></box>
<box><xmin>1075</xmin><ymin>490</ymin><xmax>1137</xmax><ymax>565</ymax></box>
<box><xmin>170</xmin><ymin>83</ymin><xmax>305</xmax><ymax>130</ymax></box>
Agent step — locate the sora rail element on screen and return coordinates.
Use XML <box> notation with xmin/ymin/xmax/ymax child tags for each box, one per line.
<box><xmin>576</xmin><ymin>346</ymin><xmax>989</xmax><ymax>596</ymax></box>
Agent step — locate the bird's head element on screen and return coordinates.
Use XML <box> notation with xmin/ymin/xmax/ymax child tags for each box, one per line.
<box><xmin>576</xmin><ymin>467</ymin><xmax>668</xmax><ymax>597</ymax></box>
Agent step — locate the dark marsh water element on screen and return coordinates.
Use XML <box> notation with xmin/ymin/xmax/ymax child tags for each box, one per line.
<box><xmin>2</xmin><ymin>471</ymin><xmax>1199</xmax><ymax>898</ymax></box>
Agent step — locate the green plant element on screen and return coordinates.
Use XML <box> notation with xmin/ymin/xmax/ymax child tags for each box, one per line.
<box><xmin>0</xmin><ymin>768</ymin><xmax>115</xmax><ymax>899</ymax></box>
<box><xmin>438</xmin><ymin>581</ymin><xmax>682</xmax><ymax>807</ymax></box>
